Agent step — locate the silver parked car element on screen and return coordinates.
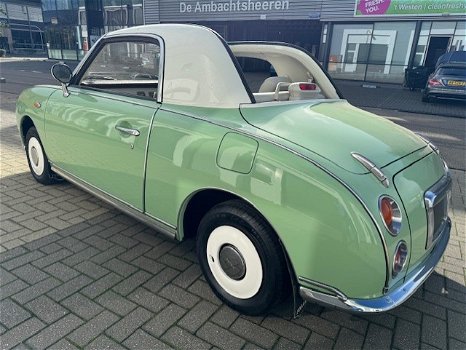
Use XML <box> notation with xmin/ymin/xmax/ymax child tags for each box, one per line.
<box><xmin>422</xmin><ymin>63</ymin><xmax>466</xmax><ymax>103</ymax></box>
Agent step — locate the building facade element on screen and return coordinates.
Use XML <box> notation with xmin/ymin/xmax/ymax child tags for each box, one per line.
<box><xmin>0</xmin><ymin>0</ymin><xmax>45</xmax><ymax>55</ymax></box>
<box><xmin>39</xmin><ymin>0</ymin><xmax>465</xmax><ymax>84</ymax></box>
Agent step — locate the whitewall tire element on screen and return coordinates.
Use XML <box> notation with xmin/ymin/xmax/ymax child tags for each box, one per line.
<box><xmin>196</xmin><ymin>200</ymin><xmax>289</xmax><ymax>315</ymax></box>
<box><xmin>25</xmin><ymin>127</ymin><xmax>56</xmax><ymax>185</ymax></box>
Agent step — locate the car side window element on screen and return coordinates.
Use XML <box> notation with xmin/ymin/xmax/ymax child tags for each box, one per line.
<box><xmin>80</xmin><ymin>40</ymin><xmax>160</xmax><ymax>99</ymax></box>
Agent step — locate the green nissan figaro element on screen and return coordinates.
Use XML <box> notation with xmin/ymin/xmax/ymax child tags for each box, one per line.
<box><xmin>16</xmin><ymin>24</ymin><xmax>451</xmax><ymax>315</ymax></box>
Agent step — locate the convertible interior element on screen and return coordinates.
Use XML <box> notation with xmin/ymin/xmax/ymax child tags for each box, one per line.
<box><xmin>230</xmin><ymin>43</ymin><xmax>340</xmax><ymax>103</ymax></box>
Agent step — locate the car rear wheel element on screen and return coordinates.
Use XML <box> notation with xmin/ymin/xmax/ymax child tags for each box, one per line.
<box><xmin>196</xmin><ymin>200</ymin><xmax>289</xmax><ymax>315</ymax></box>
<box><xmin>25</xmin><ymin>127</ymin><xmax>56</xmax><ymax>185</ymax></box>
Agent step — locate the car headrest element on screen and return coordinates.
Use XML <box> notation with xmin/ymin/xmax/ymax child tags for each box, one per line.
<box><xmin>259</xmin><ymin>76</ymin><xmax>292</xmax><ymax>93</ymax></box>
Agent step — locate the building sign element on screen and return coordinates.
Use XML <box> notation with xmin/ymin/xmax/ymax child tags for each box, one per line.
<box><xmin>355</xmin><ymin>0</ymin><xmax>466</xmax><ymax>17</ymax></box>
<box><xmin>180</xmin><ymin>0</ymin><xmax>289</xmax><ymax>14</ymax></box>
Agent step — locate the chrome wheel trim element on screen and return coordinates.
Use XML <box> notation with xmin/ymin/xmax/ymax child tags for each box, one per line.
<box><xmin>28</xmin><ymin>137</ymin><xmax>45</xmax><ymax>176</ymax></box>
<box><xmin>206</xmin><ymin>225</ymin><xmax>263</xmax><ymax>299</ymax></box>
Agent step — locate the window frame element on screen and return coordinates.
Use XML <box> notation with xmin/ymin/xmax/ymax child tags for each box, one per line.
<box><xmin>71</xmin><ymin>34</ymin><xmax>165</xmax><ymax>103</ymax></box>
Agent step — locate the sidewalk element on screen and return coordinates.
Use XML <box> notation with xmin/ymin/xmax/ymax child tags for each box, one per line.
<box><xmin>335</xmin><ymin>80</ymin><xmax>465</xmax><ymax>119</ymax></box>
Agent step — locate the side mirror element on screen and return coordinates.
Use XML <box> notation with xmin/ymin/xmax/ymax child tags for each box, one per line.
<box><xmin>51</xmin><ymin>63</ymin><xmax>72</xmax><ymax>97</ymax></box>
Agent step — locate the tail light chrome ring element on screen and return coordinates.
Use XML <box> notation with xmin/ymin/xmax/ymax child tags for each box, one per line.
<box><xmin>392</xmin><ymin>241</ymin><xmax>408</xmax><ymax>278</ymax></box>
<box><xmin>378</xmin><ymin>195</ymin><xmax>402</xmax><ymax>236</ymax></box>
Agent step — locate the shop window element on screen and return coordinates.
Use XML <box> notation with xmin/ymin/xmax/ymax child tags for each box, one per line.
<box><xmin>431</xmin><ymin>22</ymin><xmax>456</xmax><ymax>35</ymax></box>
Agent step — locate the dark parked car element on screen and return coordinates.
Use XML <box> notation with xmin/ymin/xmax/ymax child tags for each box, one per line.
<box><xmin>436</xmin><ymin>51</ymin><xmax>466</xmax><ymax>68</ymax></box>
<box><xmin>422</xmin><ymin>63</ymin><xmax>466</xmax><ymax>103</ymax></box>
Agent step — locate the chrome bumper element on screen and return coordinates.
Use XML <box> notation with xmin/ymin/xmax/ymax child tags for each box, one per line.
<box><xmin>299</xmin><ymin>218</ymin><xmax>451</xmax><ymax>313</ymax></box>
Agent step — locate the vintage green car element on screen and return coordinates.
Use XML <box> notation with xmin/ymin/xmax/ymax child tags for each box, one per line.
<box><xmin>16</xmin><ymin>24</ymin><xmax>451</xmax><ymax>315</ymax></box>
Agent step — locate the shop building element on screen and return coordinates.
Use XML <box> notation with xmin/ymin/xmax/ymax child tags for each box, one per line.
<box><xmin>39</xmin><ymin>0</ymin><xmax>465</xmax><ymax>84</ymax></box>
<box><xmin>0</xmin><ymin>0</ymin><xmax>45</xmax><ymax>55</ymax></box>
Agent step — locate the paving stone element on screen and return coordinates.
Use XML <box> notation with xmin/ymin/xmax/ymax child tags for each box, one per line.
<box><xmin>25</xmin><ymin>295</ymin><xmax>68</xmax><ymax>324</ymax></box>
<box><xmin>172</xmin><ymin>264</ymin><xmax>202</xmax><ymax>288</ymax></box>
<box><xmin>334</xmin><ymin>328</ymin><xmax>364</xmax><ymax>350</ymax></box>
<box><xmin>0</xmin><ymin>299</ymin><xmax>31</xmax><ymax>328</ymax></box>
<box><xmin>112</xmin><ymin>270</ymin><xmax>152</xmax><ymax>296</ymax></box>
<box><xmin>47</xmin><ymin>275</ymin><xmax>93</xmax><ymax>301</ymax></box>
<box><xmin>124</xmin><ymin>329</ymin><xmax>173</xmax><ymax>350</ymax></box>
<box><xmin>74</xmin><ymin>261</ymin><xmax>110</xmax><ymax>279</ymax></box>
<box><xmin>62</xmin><ymin>247</ymin><xmax>100</xmax><ymax>266</ymax></box>
<box><xmin>132</xmin><ymin>232</ymin><xmax>164</xmax><ymax>247</ymax></box>
<box><xmin>230</xmin><ymin>317</ymin><xmax>278</xmax><ymax>349</ymax></box>
<box><xmin>96</xmin><ymin>290</ymin><xmax>137</xmax><ymax>316</ymax></box>
<box><xmin>187</xmin><ymin>280</ymin><xmax>222</xmax><ymax>305</ymax></box>
<box><xmin>26</xmin><ymin>314</ymin><xmax>83</xmax><ymax>350</ymax></box>
<box><xmin>158</xmin><ymin>254</ymin><xmax>191</xmax><ymax>271</ymax></box>
<box><xmin>450</xmin><ymin>338</ymin><xmax>466</xmax><ymax>350</ymax></box>
<box><xmin>363</xmin><ymin>324</ymin><xmax>393</xmax><ymax>349</ymax></box>
<box><xmin>102</xmin><ymin>258</ymin><xmax>138</xmax><ymax>277</ymax></box>
<box><xmin>129</xmin><ymin>256</ymin><xmax>165</xmax><ymax>274</ymax></box>
<box><xmin>67</xmin><ymin>310</ymin><xmax>120</xmax><ymax>347</ymax></box>
<box><xmin>406</xmin><ymin>297</ymin><xmax>447</xmax><ymax>320</ymax></box>
<box><xmin>56</xmin><ymin>236</ymin><xmax>89</xmax><ymax>253</ymax></box>
<box><xmin>32</xmin><ymin>249</ymin><xmax>72</xmax><ymax>269</ymax></box>
<box><xmin>321</xmin><ymin>310</ymin><xmax>368</xmax><ymax>335</ymax></box>
<box><xmin>106</xmin><ymin>306</ymin><xmax>152</xmax><ymax>342</ymax></box>
<box><xmin>211</xmin><ymin>304</ymin><xmax>239</xmax><ymax>328</ymax></box>
<box><xmin>144</xmin><ymin>241</ymin><xmax>176</xmax><ymax>259</ymax></box>
<box><xmin>274</xmin><ymin>337</ymin><xmax>302</xmax><ymax>350</ymax></box>
<box><xmin>393</xmin><ymin>319</ymin><xmax>421</xmax><ymax>350</ymax></box>
<box><xmin>43</xmin><ymin>262</ymin><xmax>80</xmax><ymax>282</ymax></box>
<box><xmin>0</xmin><ymin>280</ymin><xmax>29</xmax><ymax>301</ymax></box>
<box><xmin>448</xmin><ymin>310</ymin><xmax>466</xmax><ymax>342</ymax></box>
<box><xmin>143</xmin><ymin>267</ymin><xmax>179</xmax><ymax>293</ymax></box>
<box><xmin>197</xmin><ymin>321</ymin><xmax>246</xmax><ymax>350</ymax></box>
<box><xmin>48</xmin><ymin>339</ymin><xmax>79</xmax><ymax>350</ymax></box>
<box><xmin>24</xmin><ymin>234</ymin><xmax>61</xmax><ymax>252</ymax></box>
<box><xmin>81</xmin><ymin>272</ymin><xmax>123</xmax><ymax>299</ymax></box>
<box><xmin>389</xmin><ymin>305</ymin><xmax>422</xmax><ymax>324</ymax></box>
<box><xmin>143</xmin><ymin>303</ymin><xmax>186</xmax><ymax>337</ymax></box>
<box><xmin>91</xmin><ymin>245</ymin><xmax>126</xmax><ymax>265</ymax></box>
<box><xmin>85</xmin><ymin>335</ymin><xmax>127</xmax><ymax>350</ymax></box>
<box><xmin>128</xmin><ymin>287</ymin><xmax>169</xmax><ymax>313</ymax></box>
<box><xmin>422</xmin><ymin>315</ymin><xmax>447</xmax><ymax>349</ymax></box>
<box><xmin>261</xmin><ymin>316</ymin><xmax>309</xmax><ymax>345</ymax></box>
<box><xmin>162</xmin><ymin>326</ymin><xmax>211</xmax><ymax>350</ymax></box>
<box><xmin>109</xmin><ymin>233</ymin><xmax>138</xmax><ymax>249</ymax></box>
<box><xmin>1</xmin><ymin>251</ymin><xmax>45</xmax><ymax>271</ymax></box>
<box><xmin>117</xmin><ymin>243</ymin><xmax>151</xmax><ymax>262</ymax></box>
<box><xmin>0</xmin><ymin>317</ymin><xmax>45</xmax><ymax>350</ymax></box>
<box><xmin>293</xmin><ymin>313</ymin><xmax>340</xmax><ymax>338</ymax></box>
<box><xmin>303</xmin><ymin>332</ymin><xmax>334</xmax><ymax>350</ymax></box>
<box><xmin>61</xmin><ymin>293</ymin><xmax>104</xmax><ymax>320</ymax></box>
<box><xmin>0</xmin><ymin>267</ymin><xmax>17</xmax><ymax>286</ymax></box>
<box><xmin>12</xmin><ymin>277</ymin><xmax>61</xmax><ymax>304</ymax></box>
<box><xmin>159</xmin><ymin>283</ymin><xmax>200</xmax><ymax>309</ymax></box>
<box><xmin>177</xmin><ymin>299</ymin><xmax>218</xmax><ymax>333</ymax></box>
<box><xmin>40</xmin><ymin>242</ymin><xmax>64</xmax><ymax>254</ymax></box>
<box><xmin>83</xmin><ymin>235</ymin><xmax>114</xmax><ymax>252</ymax></box>
<box><xmin>11</xmin><ymin>262</ymin><xmax>49</xmax><ymax>284</ymax></box>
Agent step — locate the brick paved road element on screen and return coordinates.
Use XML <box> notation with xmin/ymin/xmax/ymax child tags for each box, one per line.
<box><xmin>1</xmin><ymin>79</ymin><xmax>465</xmax><ymax>349</ymax></box>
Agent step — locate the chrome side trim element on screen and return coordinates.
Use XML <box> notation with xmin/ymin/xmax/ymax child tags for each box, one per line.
<box><xmin>351</xmin><ymin>152</ymin><xmax>389</xmax><ymax>188</ymax></box>
<box><xmin>416</xmin><ymin>133</ymin><xmax>440</xmax><ymax>154</ymax></box>
<box><xmin>51</xmin><ymin>166</ymin><xmax>177</xmax><ymax>239</ymax></box>
<box><xmin>161</xmin><ymin>106</ymin><xmax>391</xmax><ymax>291</ymax></box>
<box><xmin>299</xmin><ymin>219</ymin><xmax>450</xmax><ymax>313</ymax></box>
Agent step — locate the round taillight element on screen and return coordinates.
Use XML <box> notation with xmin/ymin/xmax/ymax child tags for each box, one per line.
<box><xmin>379</xmin><ymin>196</ymin><xmax>402</xmax><ymax>236</ymax></box>
<box><xmin>393</xmin><ymin>241</ymin><xmax>408</xmax><ymax>277</ymax></box>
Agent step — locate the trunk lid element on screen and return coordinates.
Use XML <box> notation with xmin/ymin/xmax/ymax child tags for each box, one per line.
<box><xmin>240</xmin><ymin>100</ymin><xmax>426</xmax><ymax>174</ymax></box>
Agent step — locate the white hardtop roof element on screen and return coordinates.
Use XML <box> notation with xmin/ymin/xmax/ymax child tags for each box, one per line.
<box><xmin>106</xmin><ymin>24</ymin><xmax>252</xmax><ymax>108</ymax></box>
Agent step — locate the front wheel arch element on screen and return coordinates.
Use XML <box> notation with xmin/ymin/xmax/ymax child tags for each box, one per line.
<box><xmin>20</xmin><ymin>115</ymin><xmax>35</xmax><ymax>145</ymax></box>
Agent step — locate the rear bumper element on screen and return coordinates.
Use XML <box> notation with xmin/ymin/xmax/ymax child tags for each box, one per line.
<box><xmin>426</xmin><ymin>87</ymin><xmax>466</xmax><ymax>99</ymax></box>
<box><xmin>299</xmin><ymin>218</ymin><xmax>451</xmax><ymax>313</ymax></box>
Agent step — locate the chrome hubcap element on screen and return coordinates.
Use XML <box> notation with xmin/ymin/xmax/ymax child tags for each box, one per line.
<box><xmin>219</xmin><ymin>244</ymin><xmax>246</xmax><ymax>280</ymax></box>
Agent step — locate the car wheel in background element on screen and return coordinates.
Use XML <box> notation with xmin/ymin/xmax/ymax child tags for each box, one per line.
<box><xmin>196</xmin><ymin>200</ymin><xmax>289</xmax><ymax>315</ymax></box>
<box><xmin>25</xmin><ymin>127</ymin><xmax>56</xmax><ymax>185</ymax></box>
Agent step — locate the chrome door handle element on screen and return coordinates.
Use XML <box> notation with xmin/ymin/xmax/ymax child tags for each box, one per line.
<box><xmin>115</xmin><ymin>125</ymin><xmax>140</xmax><ymax>136</ymax></box>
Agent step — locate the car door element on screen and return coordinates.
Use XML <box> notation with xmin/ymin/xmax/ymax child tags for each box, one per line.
<box><xmin>44</xmin><ymin>37</ymin><xmax>162</xmax><ymax>211</ymax></box>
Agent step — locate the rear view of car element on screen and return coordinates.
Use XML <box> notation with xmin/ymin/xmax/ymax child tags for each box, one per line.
<box><xmin>422</xmin><ymin>64</ymin><xmax>466</xmax><ymax>103</ymax></box>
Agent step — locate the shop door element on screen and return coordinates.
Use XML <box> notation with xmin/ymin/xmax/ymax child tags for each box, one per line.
<box><xmin>424</xmin><ymin>37</ymin><xmax>450</xmax><ymax>67</ymax></box>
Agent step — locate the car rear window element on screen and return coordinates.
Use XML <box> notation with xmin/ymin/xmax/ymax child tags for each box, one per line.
<box><xmin>437</xmin><ymin>67</ymin><xmax>466</xmax><ymax>77</ymax></box>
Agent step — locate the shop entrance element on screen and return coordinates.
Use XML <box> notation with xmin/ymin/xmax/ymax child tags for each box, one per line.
<box><xmin>424</xmin><ymin>36</ymin><xmax>451</xmax><ymax>67</ymax></box>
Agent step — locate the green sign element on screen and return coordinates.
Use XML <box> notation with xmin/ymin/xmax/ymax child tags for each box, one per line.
<box><xmin>355</xmin><ymin>0</ymin><xmax>466</xmax><ymax>17</ymax></box>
